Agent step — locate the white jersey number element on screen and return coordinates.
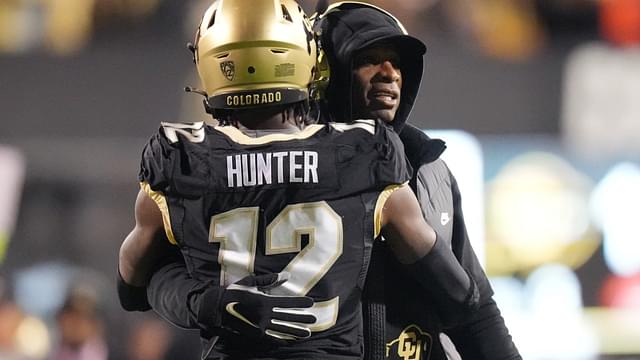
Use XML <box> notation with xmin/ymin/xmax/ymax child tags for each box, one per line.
<box><xmin>209</xmin><ymin>201</ymin><xmax>343</xmax><ymax>332</ymax></box>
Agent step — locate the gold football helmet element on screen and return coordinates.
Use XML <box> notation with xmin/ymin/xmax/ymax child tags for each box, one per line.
<box><xmin>191</xmin><ymin>0</ymin><xmax>318</xmax><ymax>113</ymax></box>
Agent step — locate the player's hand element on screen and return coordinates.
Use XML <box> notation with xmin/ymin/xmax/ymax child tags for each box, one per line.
<box><xmin>221</xmin><ymin>272</ymin><xmax>316</xmax><ymax>341</ymax></box>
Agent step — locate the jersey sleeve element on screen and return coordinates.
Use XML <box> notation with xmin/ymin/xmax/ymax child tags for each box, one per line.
<box><xmin>138</xmin><ymin>122</ymin><xmax>210</xmax><ymax>197</ymax></box>
<box><xmin>138</xmin><ymin>128</ymin><xmax>174</xmax><ymax>193</ymax></box>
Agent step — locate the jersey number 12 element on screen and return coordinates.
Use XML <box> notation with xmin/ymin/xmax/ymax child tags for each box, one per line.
<box><xmin>209</xmin><ymin>201</ymin><xmax>342</xmax><ymax>332</ymax></box>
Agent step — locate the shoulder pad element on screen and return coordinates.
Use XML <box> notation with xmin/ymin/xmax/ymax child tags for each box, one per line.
<box><xmin>329</xmin><ymin>119</ymin><xmax>376</xmax><ymax>135</ymax></box>
<box><xmin>139</xmin><ymin>127</ymin><xmax>174</xmax><ymax>192</ymax></box>
<box><xmin>139</xmin><ymin>123</ymin><xmax>211</xmax><ymax>197</ymax></box>
<box><xmin>161</xmin><ymin>122</ymin><xmax>206</xmax><ymax>144</ymax></box>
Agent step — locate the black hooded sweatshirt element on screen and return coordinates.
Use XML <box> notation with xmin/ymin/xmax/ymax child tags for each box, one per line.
<box><xmin>318</xmin><ymin>4</ymin><xmax>522</xmax><ymax>360</ymax></box>
<box><xmin>318</xmin><ymin>2</ymin><xmax>425</xmax><ymax>133</ymax></box>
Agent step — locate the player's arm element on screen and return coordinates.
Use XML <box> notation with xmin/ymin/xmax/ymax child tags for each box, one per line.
<box><xmin>380</xmin><ymin>184</ymin><xmax>479</xmax><ymax>322</ymax></box>
<box><xmin>118</xmin><ymin>190</ymin><xmax>317</xmax><ymax>340</ymax></box>
<box><xmin>118</xmin><ymin>189</ymin><xmax>171</xmax><ymax>311</ymax></box>
<box><xmin>149</xmin><ymin>267</ymin><xmax>316</xmax><ymax>341</ymax></box>
<box><xmin>147</xmin><ymin>256</ymin><xmax>318</xmax><ymax>341</ymax></box>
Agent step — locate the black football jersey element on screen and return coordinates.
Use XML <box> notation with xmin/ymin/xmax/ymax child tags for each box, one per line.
<box><xmin>139</xmin><ymin>120</ymin><xmax>411</xmax><ymax>359</ymax></box>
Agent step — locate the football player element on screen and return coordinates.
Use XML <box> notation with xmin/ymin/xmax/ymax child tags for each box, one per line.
<box><xmin>315</xmin><ymin>2</ymin><xmax>522</xmax><ymax>360</ymax></box>
<box><xmin>118</xmin><ymin>1</ymin><xmax>478</xmax><ymax>359</ymax></box>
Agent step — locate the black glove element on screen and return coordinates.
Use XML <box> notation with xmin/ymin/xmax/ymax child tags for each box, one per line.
<box><xmin>199</xmin><ymin>272</ymin><xmax>316</xmax><ymax>341</ymax></box>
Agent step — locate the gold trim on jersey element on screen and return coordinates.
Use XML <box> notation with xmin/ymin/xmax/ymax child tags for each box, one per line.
<box><xmin>0</xmin><ymin>232</ymin><xmax>8</xmax><ymax>263</ymax></box>
<box><xmin>214</xmin><ymin>124</ymin><xmax>325</xmax><ymax>145</ymax></box>
<box><xmin>374</xmin><ymin>182</ymin><xmax>409</xmax><ymax>238</ymax></box>
<box><xmin>140</xmin><ymin>182</ymin><xmax>177</xmax><ymax>245</ymax></box>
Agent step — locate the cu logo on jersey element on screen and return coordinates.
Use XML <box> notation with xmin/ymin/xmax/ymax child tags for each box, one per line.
<box><xmin>386</xmin><ymin>325</ymin><xmax>432</xmax><ymax>360</ymax></box>
<box><xmin>220</xmin><ymin>60</ymin><xmax>235</xmax><ymax>81</ymax></box>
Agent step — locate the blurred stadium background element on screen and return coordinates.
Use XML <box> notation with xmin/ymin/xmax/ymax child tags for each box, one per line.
<box><xmin>1</xmin><ymin>0</ymin><xmax>639</xmax><ymax>359</ymax></box>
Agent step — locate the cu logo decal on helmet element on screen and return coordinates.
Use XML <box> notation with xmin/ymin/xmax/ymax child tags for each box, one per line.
<box><xmin>220</xmin><ymin>61</ymin><xmax>235</xmax><ymax>81</ymax></box>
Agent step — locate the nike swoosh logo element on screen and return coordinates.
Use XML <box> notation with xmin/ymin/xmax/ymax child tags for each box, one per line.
<box><xmin>225</xmin><ymin>302</ymin><xmax>259</xmax><ymax>328</ymax></box>
<box><xmin>441</xmin><ymin>212</ymin><xmax>450</xmax><ymax>226</ymax></box>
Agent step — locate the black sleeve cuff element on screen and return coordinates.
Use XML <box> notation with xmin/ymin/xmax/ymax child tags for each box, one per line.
<box><xmin>404</xmin><ymin>236</ymin><xmax>480</xmax><ymax>325</ymax></box>
<box><xmin>117</xmin><ymin>270</ymin><xmax>151</xmax><ymax>312</ymax></box>
<box><xmin>196</xmin><ymin>285</ymin><xmax>225</xmax><ymax>330</ymax></box>
<box><xmin>447</xmin><ymin>298</ymin><xmax>522</xmax><ymax>359</ymax></box>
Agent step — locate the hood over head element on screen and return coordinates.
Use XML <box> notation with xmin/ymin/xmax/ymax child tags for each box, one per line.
<box><xmin>317</xmin><ymin>2</ymin><xmax>426</xmax><ymax>132</ymax></box>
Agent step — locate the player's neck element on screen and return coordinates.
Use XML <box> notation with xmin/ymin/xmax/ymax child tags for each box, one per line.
<box><xmin>232</xmin><ymin>107</ymin><xmax>303</xmax><ymax>131</ymax></box>
<box><xmin>236</xmin><ymin>116</ymin><xmax>300</xmax><ymax>131</ymax></box>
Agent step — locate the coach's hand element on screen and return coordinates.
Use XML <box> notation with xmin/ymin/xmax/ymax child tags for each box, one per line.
<box><xmin>201</xmin><ymin>272</ymin><xmax>316</xmax><ymax>341</ymax></box>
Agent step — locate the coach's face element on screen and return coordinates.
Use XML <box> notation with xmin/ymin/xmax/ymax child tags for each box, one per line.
<box><xmin>351</xmin><ymin>43</ymin><xmax>402</xmax><ymax>124</ymax></box>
